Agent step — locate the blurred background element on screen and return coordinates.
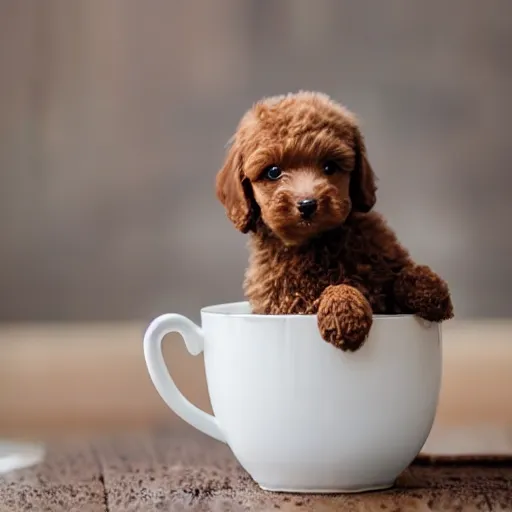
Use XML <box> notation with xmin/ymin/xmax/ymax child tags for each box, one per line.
<box><xmin>0</xmin><ymin>0</ymin><xmax>511</xmax><ymax>440</ymax></box>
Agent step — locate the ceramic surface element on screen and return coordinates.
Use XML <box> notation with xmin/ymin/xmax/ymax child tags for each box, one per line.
<box><xmin>144</xmin><ymin>301</ymin><xmax>442</xmax><ymax>493</ymax></box>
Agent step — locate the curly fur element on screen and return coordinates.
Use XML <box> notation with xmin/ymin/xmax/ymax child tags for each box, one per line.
<box><xmin>216</xmin><ymin>91</ymin><xmax>453</xmax><ymax>351</ymax></box>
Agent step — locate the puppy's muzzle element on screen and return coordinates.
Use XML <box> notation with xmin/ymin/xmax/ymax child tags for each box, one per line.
<box><xmin>297</xmin><ymin>198</ymin><xmax>317</xmax><ymax>219</ymax></box>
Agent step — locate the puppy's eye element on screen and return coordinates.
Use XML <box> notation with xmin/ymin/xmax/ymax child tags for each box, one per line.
<box><xmin>323</xmin><ymin>161</ymin><xmax>339</xmax><ymax>175</ymax></box>
<box><xmin>263</xmin><ymin>165</ymin><xmax>282</xmax><ymax>180</ymax></box>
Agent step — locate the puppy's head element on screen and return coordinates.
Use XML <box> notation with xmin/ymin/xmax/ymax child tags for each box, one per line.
<box><xmin>216</xmin><ymin>91</ymin><xmax>376</xmax><ymax>245</ymax></box>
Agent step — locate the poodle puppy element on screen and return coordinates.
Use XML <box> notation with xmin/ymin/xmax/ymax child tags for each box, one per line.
<box><xmin>216</xmin><ymin>91</ymin><xmax>453</xmax><ymax>351</ymax></box>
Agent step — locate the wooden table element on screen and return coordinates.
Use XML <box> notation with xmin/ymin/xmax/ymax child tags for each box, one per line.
<box><xmin>1</xmin><ymin>426</ymin><xmax>511</xmax><ymax>511</ymax></box>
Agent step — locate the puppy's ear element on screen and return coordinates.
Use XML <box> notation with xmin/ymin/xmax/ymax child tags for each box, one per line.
<box><xmin>215</xmin><ymin>138</ymin><xmax>257</xmax><ymax>233</ymax></box>
<box><xmin>350</xmin><ymin>127</ymin><xmax>377</xmax><ymax>213</ymax></box>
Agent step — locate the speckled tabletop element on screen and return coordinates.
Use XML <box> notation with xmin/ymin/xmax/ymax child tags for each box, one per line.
<box><xmin>1</xmin><ymin>427</ymin><xmax>511</xmax><ymax>512</ymax></box>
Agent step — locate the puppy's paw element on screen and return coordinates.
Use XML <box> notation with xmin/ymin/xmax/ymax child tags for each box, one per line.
<box><xmin>395</xmin><ymin>265</ymin><xmax>454</xmax><ymax>322</ymax></box>
<box><xmin>317</xmin><ymin>285</ymin><xmax>373</xmax><ymax>351</ymax></box>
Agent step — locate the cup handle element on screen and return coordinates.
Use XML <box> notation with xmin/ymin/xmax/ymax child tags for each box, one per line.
<box><xmin>143</xmin><ymin>314</ymin><xmax>226</xmax><ymax>443</ymax></box>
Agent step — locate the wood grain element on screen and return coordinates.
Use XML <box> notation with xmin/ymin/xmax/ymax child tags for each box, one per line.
<box><xmin>1</xmin><ymin>427</ymin><xmax>511</xmax><ymax>511</ymax></box>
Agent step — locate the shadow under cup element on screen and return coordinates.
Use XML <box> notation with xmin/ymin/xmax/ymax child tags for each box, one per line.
<box><xmin>144</xmin><ymin>301</ymin><xmax>442</xmax><ymax>493</ymax></box>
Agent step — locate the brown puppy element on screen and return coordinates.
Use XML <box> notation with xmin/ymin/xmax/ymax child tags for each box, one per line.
<box><xmin>216</xmin><ymin>91</ymin><xmax>453</xmax><ymax>351</ymax></box>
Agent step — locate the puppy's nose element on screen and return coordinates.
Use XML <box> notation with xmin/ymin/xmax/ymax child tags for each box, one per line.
<box><xmin>297</xmin><ymin>198</ymin><xmax>317</xmax><ymax>219</ymax></box>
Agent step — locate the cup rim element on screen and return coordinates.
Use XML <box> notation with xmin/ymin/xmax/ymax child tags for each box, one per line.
<box><xmin>201</xmin><ymin>301</ymin><xmax>419</xmax><ymax>320</ymax></box>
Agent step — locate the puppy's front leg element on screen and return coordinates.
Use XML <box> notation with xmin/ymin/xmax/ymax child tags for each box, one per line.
<box><xmin>317</xmin><ymin>284</ymin><xmax>373</xmax><ymax>352</ymax></box>
<box><xmin>394</xmin><ymin>265</ymin><xmax>454</xmax><ymax>322</ymax></box>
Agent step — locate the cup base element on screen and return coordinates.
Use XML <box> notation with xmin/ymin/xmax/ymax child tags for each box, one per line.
<box><xmin>258</xmin><ymin>481</ymin><xmax>395</xmax><ymax>494</ymax></box>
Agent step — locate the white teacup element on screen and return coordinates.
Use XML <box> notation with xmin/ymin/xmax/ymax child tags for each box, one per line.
<box><xmin>143</xmin><ymin>301</ymin><xmax>441</xmax><ymax>493</ymax></box>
